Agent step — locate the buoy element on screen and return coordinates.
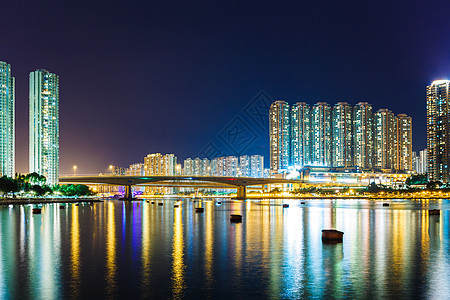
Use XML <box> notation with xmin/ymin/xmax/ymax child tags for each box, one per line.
<box><xmin>283</xmin><ymin>204</ymin><xmax>289</xmax><ymax>208</ymax></box>
<box><xmin>32</xmin><ymin>208</ymin><xmax>42</xmax><ymax>214</ymax></box>
<box><xmin>382</xmin><ymin>203</ymin><xmax>389</xmax><ymax>207</ymax></box>
<box><xmin>230</xmin><ymin>214</ymin><xmax>242</xmax><ymax>223</ymax></box>
<box><xmin>429</xmin><ymin>209</ymin><xmax>440</xmax><ymax>215</ymax></box>
<box><xmin>59</xmin><ymin>206</ymin><xmax>65</xmax><ymax>209</ymax></box>
<box><xmin>322</xmin><ymin>229</ymin><xmax>344</xmax><ymax>242</ymax></box>
<box><xmin>195</xmin><ymin>207</ymin><xmax>204</xmax><ymax>213</ymax></box>
<box><xmin>158</xmin><ymin>203</ymin><xmax>163</xmax><ymax>206</ymax></box>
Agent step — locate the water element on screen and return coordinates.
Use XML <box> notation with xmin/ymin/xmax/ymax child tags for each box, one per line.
<box><xmin>0</xmin><ymin>198</ymin><xmax>449</xmax><ymax>299</ymax></box>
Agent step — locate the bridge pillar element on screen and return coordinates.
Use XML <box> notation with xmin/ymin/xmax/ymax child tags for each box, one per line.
<box><xmin>236</xmin><ymin>186</ymin><xmax>246</xmax><ymax>199</ymax></box>
<box><xmin>124</xmin><ymin>185</ymin><xmax>133</xmax><ymax>200</ymax></box>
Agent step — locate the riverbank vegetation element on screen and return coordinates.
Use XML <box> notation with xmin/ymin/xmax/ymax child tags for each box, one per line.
<box><xmin>0</xmin><ymin>173</ymin><xmax>95</xmax><ymax>199</ymax></box>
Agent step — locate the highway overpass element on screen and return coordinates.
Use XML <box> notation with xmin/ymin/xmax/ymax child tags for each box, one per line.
<box><xmin>59</xmin><ymin>175</ymin><xmax>303</xmax><ymax>199</ymax></box>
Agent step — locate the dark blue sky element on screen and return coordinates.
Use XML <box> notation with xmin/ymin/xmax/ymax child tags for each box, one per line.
<box><xmin>2</xmin><ymin>0</ymin><xmax>450</xmax><ymax>174</ymax></box>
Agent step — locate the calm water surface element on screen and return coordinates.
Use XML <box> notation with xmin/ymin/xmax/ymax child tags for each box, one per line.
<box><xmin>0</xmin><ymin>198</ymin><xmax>449</xmax><ymax>299</ymax></box>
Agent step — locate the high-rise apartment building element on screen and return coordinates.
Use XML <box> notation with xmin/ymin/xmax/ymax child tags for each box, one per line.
<box><xmin>144</xmin><ymin>153</ymin><xmax>177</xmax><ymax>175</ymax></box>
<box><xmin>269</xmin><ymin>101</ymin><xmax>290</xmax><ymax>171</ymax></box>
<box><xmin>291</xmin><ymin>102</ymin><xmax>311</xmax><ymax>168</ymax></box>
<box><xmin>193</xmin><ymin>157</ymin><xmax>202</xmax><ymax>176</ymax></box>
<box><xmin>29</xmin><ymin>69</ymin><xmax>59</xmax><ymax>185</ymax></box>
<box><xmin>162</xmin><ymin>154</ymin><xmax>177</xmax><ymax>175</ymax></box>
<box><xmin>396</xmin><ymin>114</ymin><xmax>412</xmax><ymax>171</ymax></box>
<box><xmin>144</xmin><ymin>153</ymin><xmax>163</xmax><ymax>175</ymax></box>
<box><xmin>427</xmin><ymin>80</ymin><xmax>450</xmax><ymax>182</ymax></box>
<box><xmin>268</xmin><ymin>100</ymin><xmax>412</xmax><ymax>172</ymax></box>
<box><xmin>144</xmin><ymin>153</ymin><xmax>177</xmax><ymax>194</ymax></box>
<box><xmin>250</xmin><ymin>155</ymin><xmax>264</xmax><ymax>178</ymax></box>
<box><xmin>0</xmin><ymin>61</ymin><xmax>15</xmax><ymax>177</ymax></box>
<box><xmin>353</xmin><ymin>102</ymin><xmax>373</xmax><ymax>169</ymax></box>
<box><xmin>331</xmin><ymin>102</ymin><xmax>353</xmax><ymax>167</ymax></box>
<box><xmin>203</xmin><ymin>158</ymin><xmax>210</xmax><ymax>176</ymax></box>
<box><xmin>239</xmin><ymin>155</ymin><xmax>251</xmax><ymax>177</ymax></box>
<box><xmin>311</xmin><ymin>102</ymin><xmax>331</xmax><ymax>166</ymax></box>
<box><xmin>183</xmin><ymin>158</ymin><xmax>193</xmax><ymax>175</ymax></box>
<box><xmin>238</xmin><ymin>155</ymin><xmax>264</xmax><ymax>177</ymax></box>
<box><xmin>374</xmin><ymin>109</ymin><xmax>397</xmax><ymax>170</ymax></box>
<box><xmin>126</xmin><ymin>163</ymin><xmax>145</xmax><ymax>176</ymax></box>
<box><xmin>419</xmin><ymin>149</ymin><xmax>427</xmax><ymax>174</ymax></box>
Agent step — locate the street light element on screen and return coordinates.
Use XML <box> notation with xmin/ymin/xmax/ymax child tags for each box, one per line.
<box><xmin>73</xmin><ymin>165</ymin><xmax>77</xmax><ymax>175</ymax></box>
<box><xmin>109</xmin><ymin>165</ymin><xmax>114</xmax><ymax>174</ymax></box>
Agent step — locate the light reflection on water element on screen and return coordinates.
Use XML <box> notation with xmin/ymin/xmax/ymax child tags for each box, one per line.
<box><xmin>0</xmin><ymin>198</ymin><xmax>449</xmax><ymax>298</ymax></box>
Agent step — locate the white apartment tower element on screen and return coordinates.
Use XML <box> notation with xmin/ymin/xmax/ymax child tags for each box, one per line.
<box><xmin>29</xmin><ymin>69</ymin><xmax>59</xmax><ymax>185</ymax></box>
<box><xmin>0</xmin><ymin>61</ymin><xmax>15</xmax><ymax>177</ymax></box>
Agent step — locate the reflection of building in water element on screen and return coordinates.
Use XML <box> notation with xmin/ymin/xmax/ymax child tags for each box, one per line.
<box><xmin>71</xmin><ymin>205</ymin><xmax>81</xmax><ymax>297</ymax></box>
<box><xmin>171</xmin><ymin>206</ymin><xmax>185</xmax><ymax>298</ymax></box>
<box><xmin>141</xmin><ymin>200</ymin><xmax>151</xmax><ymax>294</ymax></box>
<box><xmin>106</xmin><ymin>202</ymin><xmax>117</xmax><ymax>298</ymax></box>
<box><xmin>204</xmin><ymin>201</ymin><xmax>214</xmax><ymax>287</ymax></box>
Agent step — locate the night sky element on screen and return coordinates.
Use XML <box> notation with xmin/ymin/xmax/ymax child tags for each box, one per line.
<box><xmin>2</xmin><ymin>0</ymin><xmax>450</xmax><ymax>175</ymax></box>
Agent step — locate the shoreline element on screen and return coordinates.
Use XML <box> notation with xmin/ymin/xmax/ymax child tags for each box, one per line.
<box><xmin>243</xmin><ymin>195</ymin><xmax>450</xmax><ymax>200</ymax></box>
<box><xmin>1</xmin><ymin>198</ymin><xmax>103</xmax><ymax>205</ymax></box>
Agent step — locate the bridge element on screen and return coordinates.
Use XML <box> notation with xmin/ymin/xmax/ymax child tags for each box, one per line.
<box><xmin>59</xmin><ymin>175</ymin><xmax>303</xmax><ymax>200</ymax></box>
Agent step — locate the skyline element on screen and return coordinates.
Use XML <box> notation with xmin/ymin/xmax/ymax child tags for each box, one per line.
<box><xmin>0</xmin><ymin>58</ymin><xmax>433</xmax><ymax>176</ymax></box>
<box><xmin>2</xmin><ymin>1</ymin><xmax>450</xmax><ymax>174</ymax></box>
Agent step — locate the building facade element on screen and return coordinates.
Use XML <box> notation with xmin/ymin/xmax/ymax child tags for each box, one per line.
<box><xmin>353</xmin><ymin>102</ymin><xmax>373</xmax><ymax>169</ymax></box>
<box><xmin>0</xmin><ymin>61</ymin><xmax>15</xmax><ymax>177</ymax></box>
<box><xmin>427</xmin><ymin>80</ymin><xmax>450</xmax><ymax>182</ymax></box>
<box><xmin>331</xmin><ymin>102</ymin><xmax>353</xmax><ymax>167</ymax></box>
<box><xmin>144</xmin><ymin>153</ymin><xmax>177</xmax><ymax>194</ymax></box>
<box><xmin>269</xmin><ymin>100</ymin><xmax>412</xmax><ymax>173</ymax></box>
<box><xmin>311</xmin><ymin>102</ymin><xmax>331</xmax><ymax>166</ymax></box>
<box><xmin>269</xmin><ymin>101</ymin><xmax>290</xmax><ymax>171</ymax></box>
<box><xmin>413</xmin><ymin>149</ymin><xmax>428</xmax><ymax>174</ymax></box>
<box><xmin>239</xmin><ymin>155</ymin><xmax>251</xmax><ymax>177</ymax></box>
<box><xmin>126</xmin><ymin>163</ymin><xmax>145</xmax><ymax>176</ymax></box>
<box><xmin>250</xmin><ymin>155</ymin><xmax>264</xmax><ymax>178</ymax></box>
<box><xmin>291</xmin><ymin>102</ymin><xmax>311</xmax><ymax>168</ymax></box>
<box><xmin>183</xmin><ymin>158</ymin><xmax>193</xmax><ymax>175</ymax></box>
<box><xmin>396</xmin><ymin>114</ymin><xmax>412</xmax><ymax>171</ymax></box>
<box><xmin>374</xmin><ymin>109</ymin><xmax>397</xmax><ymax>170</ymax></box>
<box><xmin>29</xmin><ymin>69</ymin><xmax>59</xmax><ymax>185</ymax></box>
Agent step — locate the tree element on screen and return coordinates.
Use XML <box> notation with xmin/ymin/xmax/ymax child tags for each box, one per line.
<box><xmin>269</xmin><ymin>187</ymin><xmax>281</xmax><ymax>193</ymax></box>
<box><xmin>406</xmin><ymin>174</ymin><xmax>428</xmax><ymax>186</ymax></box>
<box><xmin>0</xmin><ymin>176</ymin><xmax>17</xmax><ymax>199</ymax></box>
<box><xmin>31</xmin><ymin>184</ymin><xmax>53</xmax><ymax>197</ymax></box>
<box><xmin>427</xmin><ymin>181</ymin><xmax>443</xmax><ymax>189</ymax></box>
<box><xmin>366</xmin><ymin>182</ymin><xmax>381</xmax><ymax>193</ymax></box>
<box><xmin>55</xmin><ymin>184</ymin><xmax>95</xmax><ymax>196</ymax></box>
<box><xmin>25</xmin><ymin>172</ymin><xmax>46</xmax><ymax>185</ymax></box>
